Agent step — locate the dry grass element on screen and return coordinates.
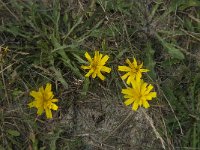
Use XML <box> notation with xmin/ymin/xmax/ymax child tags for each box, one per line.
<box><xmin>0</xmin><ymin>0</ymin><xmax>200</xmax><ymax>149</ymax></box>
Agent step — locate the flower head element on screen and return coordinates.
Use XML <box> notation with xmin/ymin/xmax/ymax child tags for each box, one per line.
<box><xmin>81</xmin><ymin>51</ymin><xmax>111</xmax><ymax>80</ymax></box>
<box><xmin>28</xmin><ymin>83</ymin><xmax>58</xmax><ymax>119</ymax></box>
<box><xmin>118</xmin><ymin>58</ymin><xmax>149</xmax><ymax>85</ymax></box>
<box><xmin>122</xmin><ymin>79</ymin><xmax>156</xmax><ymax>111</ymax></box>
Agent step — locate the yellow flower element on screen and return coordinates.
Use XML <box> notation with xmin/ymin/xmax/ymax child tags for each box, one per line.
<box><xmin>28</xmin><ymin>83</ymin><xmax>58</xmax><ymax>119</ymax></box>
<box><xmin>122</xmin><ymin>79</ymin><xmax>156</xmax><ymax>111</ymax></box>
<box><xmin>81</xmin><ymin>51</ymin><xmax>111</xmax><ymax>80</ymax></box>
<box><xmin>118</xmin><ymin>58</ymin><xmax>149</xmax><ymax>85</ymax></box>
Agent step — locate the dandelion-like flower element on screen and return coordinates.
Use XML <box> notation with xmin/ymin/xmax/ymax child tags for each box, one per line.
<box><xmin>81</xmin><ymin>51</ymin><xmax>111</xmax><ymax>80</ymax></box>
<box><xmin>118</xmin><ymin>58</ymin><xmax>149</xmax><ymax>85</ymax></box>
<box><xmin>122</xmin><ymin>79</ymin><xmax>156</xmax><ymax>111</ymax></box>
<box><xmin>28</xmin><ymin>83</ymin><xmax>58</xmax><ymax>119</ymax></box>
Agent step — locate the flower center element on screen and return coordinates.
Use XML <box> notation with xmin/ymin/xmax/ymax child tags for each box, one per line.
<box><xmin>134</xmin><ymin>90</ymin><xmax>143</xmax><ymax>100</ymax></box>
<box><xmin>91</xmin><ymin>61</ymin><xmax>99</xmax><ymax>70</ymax></box>
<box><xmin>131</xmin><ymin>66</ymin><xmax>140</xmax><ymax>74</ymax></box>
<box><xmin>42</xmin><ymin>93</ymin><xmax>48</xmax><ymax>102</ymax></box>
<box><xmin>42</xmin><ymin>93</ymin><xmax>51</xmax><ymax>108</ymax></box>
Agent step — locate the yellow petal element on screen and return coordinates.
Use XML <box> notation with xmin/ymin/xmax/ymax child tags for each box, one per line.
<box><xmin>121</xmin><ymin>88</ymin><xmax>133</xmax><ymax>95</ymax></box>
<box><xmin>139</xmin><ymin>100</ymin><xmax>143</xmax><ymax>106</ymax></box>
<box><xmin>92</xmin><ymin>72</ymin><xmax>97</xmax><ymax>78</ymax></box>
<box><xmin>99</xmin><ymin>53</ymin><xmax>103</xmax><ymax>60</ymax></box>
<box><xmin>145</xmin><ymin>84</ymin><xmax>154</xmax><ymax>94</ymax></box>
<box><xmin>118</xmin><ymin>66</ymin><xmax>131</xmax><ymax>72</ymax></box>
<box><xmin>101</xmin><ymin>66</ymin><xmax>111</xmax><ymax>73</ymax></box>
<box><xmin>132</xmin><ymin>102</ymin><xmax>139</xmax><ymax>111</ymax></box>
<box><xmin>124</xmin><ymin>95</ymin><xmax>132</xmax><ymax>99</ymax></box>
<box><xmin>124</xmin><ymin>98</ymin><xmax>134</xmax><ymax>106</ymax></box>
<box><xmin>39</xmin><ymin>86</ymin><xmax>44</xmax><ymax>93</ymax></box>
<box><xmin>97</xmin><ymin>72</ymin><xmax>105</xmax><ymax>80</ymax></box>
<box><xmin>30</xmin><ymin>91</ymin><xmax>42</xmax><ymax>99</ymax></box>
<box><xmin>37</xmin><ymin>107</ymin><xmax>44</xmax><ymax>115</ymax></box>
<box><xmin>146</xmin><ymin>92</ymin><xmax>157</xmax><ymax>100</ymax></box>
<box><xmin>35</xmin><ymin>99</ymin><xmax>43</xmax><ymax>108</ymax></box>
<box><xmin>43</xmin><ymin>102</ymin><xmax>48</xmax><ymax>109</ymax></box>
<box><xmin>125</xmin><ymin>58</ymin><xmax>133</xmax><ymax>68</ymax></box>
<box><xmin>121</xmin><ymin>72</ymin><xmax>130</xmax><ymax>80</ymax></box>
<box><xmin>51</xmin><ymin>99</ymin><xmax>58</xmax><ymax>102</ymax></box>
<box><xmin>130</xmin><ymin>78</ymin><xmax>138</xmax><ymax>87</ymax></box>
<box><xmin>28</xmin><ymin>101</ymin><xmax>36</xmax><ymax>108</ymax></box>
<box><xmin>133</xmin><ymin>79</ymin><xmax>142</xmax><ymax>90</ymax></box>
<box><xmin>45</xmin><ymin>83</ymin><xmax>52</xmax><ymax>93</ymax></box>
<box><xmin>127</xmin><ymin>76</ymin><xmax>134</xmax><ymax>85</ymax></box>
<box><xmin>136</xmin><ymin>77</ymin><xmax>142</xmax><ymax>83</ymax></box>
<box><xmin>141</xmin><ymin>82</ymin><xmax>148</xmax><ymax>95</ymax></box>
<box><xmin>138</xmin><ymin>63</ymin><xmax>143</xmax><ymax>68</ymax></box>
<box><xmin>45</xmin><ymin>92</ymin><xmax>54</xmax><ymax>100</ymax></box>
<box><xmin>85</xmin><ymin>52</ymin><xmax>92</xmax><ymax>62</ymax></box>
<box><xmin>140</xmin><ymin>69</ymin><xmax>149</xmax><ymax>72</ymax></box>
<box><xmin>143</xmin><ymin>100</ymin><xmax>150</xmax><ymax>108</ymax></box>
<box><xmin>94</xmin><ymin>51</ymin><xmax>99</xmax><ymax>61</ymax></box>
<box><xmin>150</xmin><ymin>92</ymin><xmax>157</xmax><ymax>98</ymax></box>
<box><xmin>136</xmin><ymin>72</ymin><xmax>142</xmax><ymax>79</ymax></box>
<box><xmin>100</xmin><ymin>55</ymin><xmax>109</xmax><ymax>65</ymax></box>
<box><xmin>81</xmin><ymin>65</ymin><xmax>90</xmax><ymax>70</ymax></box>
<box><xmin>51</xmin><ymin>103</ymin><xmax>58</xmax><ymax>110</ymax></box>
<box><xmin>85</xmin><ymin>69</ymin><xmax>94</xmax><ymax>77</ymax></box>
<box><xmin>45</xmin><ymin>109</ymin><xmax>52</xmax><ymax>119</ymax></box>
<box><xmin>133</xmin><ymin>58</ymin><xmax>138</xmax><ymax>68</ymax></box>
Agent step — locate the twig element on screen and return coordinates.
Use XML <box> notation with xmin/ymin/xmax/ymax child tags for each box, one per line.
<box><xmin>102</xmin><ymin>111</ymin><xmax>132</xmax><ymax>142</ymax></box>
<box><xmin>0</xmin><ymin>63</ymin><xmax>15</xmax><ymax>74</ymax></box>
<box><xmin>1</xmin><ymin>64</ymin><xmax>9</xmax><ymax>104</ymax></box>
<box><xmin>141</xmin><ymin>108</ymin><xmax>166</xmax><ymax>149</ymax></box>
<box><xmin>181</xmin><ymin>29</ymin><xmax>200</xmax><ymax>42</ymax></box>
<box><xmin>0</xmin><ymin>0</ymin><xmax>19</xmax><ymax>21</ymax></box>
<box><xmin>160</xmin><ymin>88</ymin><xmax>183</xmax><ymax>135</ymax></box>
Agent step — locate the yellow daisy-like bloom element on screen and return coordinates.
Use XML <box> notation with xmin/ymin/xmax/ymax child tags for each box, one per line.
<box><xmin>28</xmin><ymin>83</ymin><xmax>58</xmax><ymax>119</ymax></box>
<box><xmin>122</xmin><ymin>79</ymin><xmax>157</xmax><ymax>111</ymax></box>
<box><xmin>81</xmin><ymin>51</ymin><xmax>111</xmax><ymax>80</ymax></box>
<box><xmin>118</xmin><ymin>58</ymin><xmax>149</xmax><ymax>85</ymax></box>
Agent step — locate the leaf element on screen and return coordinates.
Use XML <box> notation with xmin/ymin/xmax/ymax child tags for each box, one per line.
<box><xmin>156</xmin><ymin>34</ymin><xmax>185</xmax><ymax>60</ymax></box>
<box><xmin>168</xmin><ymin>0</ymin><xmax>185</xmax><ymax>13</ymax></box>
<box><xmin>63</xmin><ymin>16</ymin><xmax>83</xmax><ymax>40</ymax></box>
<box><xmin>144</xmin><ymin>42</ymin><xmax>157</xmax><ymax>80</ymax></box>
<box><xmin>149</xmin><ymin>0</ymin><xmax>162</xmax><ymax>21</ymax></box>
<box><xmin>50</xmin><ymin>66</ymin><xmax>68</xmax><ymax>89</ymax></box>
<box><xmin>162</xmin><ymin>79</ymin><xmax>177</xmax><ymax>105</ymax></box>
<box><xmin>63</xmin><ymin>12</ymin><xmax>68</xmax><ymax>26</ymax></box>
<box><xmin>81</xmin><ymin>78</ymin><xmax>90</xmax><ymax>96</ymax></box>
<box><xmin>179</xmin><ymin>0</ymin><xmax>200</xmax><ymax>10</ymax></box>
<box><xmin>49</xmin><ymin>129</ymin><xmax>63</xmax><ymax>150</ymax></box>
<box><xmin>164</xmin><ymin>42</ymin><xmax>184</xmax><ymax>60</ymax></box>
<box><xmin>29</xmin><ymin>132</ymin><xmax>38</xmax><ymax>150</ymax></box>
<box><xmin>168</xmin><ymin>0</ymin><xmax>200</xmax><ymax>13</ymax></box>
<box><xmin>50</xmin><ymin>34</ymin><xmax>83</xmax><ymax>78</ymax></box>
<box><xmin>7</xmin><ymin>129</ymin><xmax>20</xmax><ymax>137</ymax></box>
<box><xmin>102</xmin><ymin>39</ymin><xmax>107</xmax><ymax>51</ymax></box>
<box><xmin>115</xmin><ymin>49</ymin><xmax>128</xmax><ymax>60</ymax></box>
<box><xmin>72</xmin><ymin>53</ymin><xmax>87</xmax><ymax>64</ymax></box>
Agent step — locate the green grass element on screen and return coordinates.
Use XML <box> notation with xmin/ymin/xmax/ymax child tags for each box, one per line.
<box><xmin>0</xmin><ymin>0</ymin><xmax>200</xmax><ymax>149</ymax></box>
